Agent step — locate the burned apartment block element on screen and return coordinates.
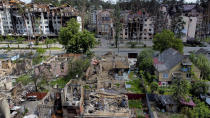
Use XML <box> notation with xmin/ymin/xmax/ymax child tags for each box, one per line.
<box><xmin>155</xmin><ymin>4</ymin><xmax>204</xmax><ymax>41</ymax></box>
<box><xmin>0</xmin><ymin>0</ymin><xmax>81</xmax><ymax>37</ymax></box>
<box><xmin>96</xmin><ymin>10</ymin><xmax>114</xmax><ymax>39</ymax></box>
<box><xmin>125</xmin><ymin>10</ymin><xmax>155</xmax><ymax>41</ymax></box>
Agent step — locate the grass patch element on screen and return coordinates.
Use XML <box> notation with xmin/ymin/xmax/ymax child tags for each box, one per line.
<box><xmin>158</xmin><ymin>86</ymin><xmax>174</xmax><ymax>95</ymax></box>
<box><xmin>128</xmin><ymin>100</ymin><xmax>143</xmax><ymax>109</ymax></box>
<box><xmin>127</xmin><ymin>71</ymin><xmax>145</xmax><ymax>93</ymax></box>
<box><xmin>126</xmin><ymin>78</ymin><xmax>144</xmax><ymax>93</ymax></box>
<box><xmin>48</xmin><ymin>47</ymin><xmax>62</xmax><ymax>50</ymax></box>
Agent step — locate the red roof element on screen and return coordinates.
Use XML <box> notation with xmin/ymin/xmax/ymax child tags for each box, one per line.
<box><xmin>26</xmin><ymin>92</ymin><xmax>47</xmax><ymax>100</ymax></box>
<box><xmin>137</xmin><ymin>11</ymin><xmax>142</xmax><ymax>15</ymax></box>
<box><xmin>180</xmin><ymin>98</ymin><xmax>196</xmax><ymax>107</ymax></box>
<box><xmin>153</xmin><ymin>58</ymin><xmax>159</xmax><ymax>64</ymax></box>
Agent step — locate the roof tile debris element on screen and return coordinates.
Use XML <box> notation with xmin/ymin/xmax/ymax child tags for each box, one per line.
<box><xmin>155</xmin><ymin>95</ymin><xmax>178</xmax><ymax>106</ymax></box>
<box><xmin>26</xmin><ymin>92</ymin><xmax>47</xmax><ymax>100</ymax></box>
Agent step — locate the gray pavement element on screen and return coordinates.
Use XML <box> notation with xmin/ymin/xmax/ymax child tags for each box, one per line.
<box><xmin>1</xmin><ymin>41</ymin><xmax>210</xmax><ymax>57</ymax></box>
<box><xmin>0</xmin><ymin>43</ymin><xmax>63</xmax><ymax>48</ymax></box>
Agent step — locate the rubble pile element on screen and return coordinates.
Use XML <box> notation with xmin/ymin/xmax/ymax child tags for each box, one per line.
<box><xmin>84</xmin><ymin>91</ymin><xmax>130</xmax><ymax>117</ymax></box>
<box><xmin>13</xmin><ymin>59</ymin><xmax>33</xmax><ymax>75</ymax></box>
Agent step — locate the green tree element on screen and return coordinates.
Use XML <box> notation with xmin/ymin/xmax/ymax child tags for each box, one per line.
<box><xmin>66</xmin><ymin>58</ymin><xmax>90</xmax><ymax>81</ymax></box>
<box><xmin>153</xmin><ymin>30</ymin><xmax>184</xmax><ymax>53</ymax></box>
<box><xmin>32</xmin><ymin>56</ymin><xmax>43</xmax><ymax>65</ymax></box>
<box><xmin>137</xmin><ymin>49</ymin><xmax>155</xmax><ymax>74</ymax></box>
<box><xmin>36</xmin><ymin>48</ymin><xmax>46</xmax><ymax>56</ymax></box>
<box><xmin>151</xmin><ymin>81</ymin><xmax>158</xmax><ymax>93</ymax></box>
<box><xmin>172</xmin><ymin>78</ymin><xmax>191</xmax><ymax>101</ymax></box>
<box><xmin>7</xmin><ymin>36</ymin><xmax>15</xmax><ymax>48</ymax></box>
<box><xmin>45</xmin><ymin>38</ymin><xmax>54</xmax><ymax>49</ymax></box>
<box><xmin>58</xmin><ymin>19</ymin><xmax>96</xmax><ymax>53</ymax></box>
<box><xmin>16</xmin><ymin>75</ymin><xmax>31</xmax><ymax>85</ymax></box>
<box><xmin>190</xmin><ymin>53</ymin><xmax>210</xmax><ymax>80</ymax></box>
<box><xmin>188</xmin><ymin>98</ymin><xmax>210</xmax><ymax>118</ymax></box>
<box><xmin>32</xmin><ymin>48</ymin><xmax>46</xmax><ymax>65</ymax></box>
<box><xmin>113</xmin><ymin>3</ymin><xmax>122</xmax><ymax>48</ymax></box>
<box><xmin>191</xmin><ymin>80</ymin><xmax>209</xmax><ymax>97</ymax></box>
<box><xmin>204</xmin><ymin>37</ymin><xmax>210</xmax><ymax>44</ymax></box>
<box><xmin>0</xmin><ymin>35</ymin><xmax>4</xmax><ymax>42</ymax></box>
<box><xmin>17</xmin><ymin>37</ymin><xmax>24</xmax><ymax>48</ymax></box>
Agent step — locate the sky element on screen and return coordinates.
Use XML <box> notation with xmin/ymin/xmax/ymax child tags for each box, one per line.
<box><xmin>21</xmin><ymin>0</ymin><xmax>197</xmax><ymax>4</ymax></box>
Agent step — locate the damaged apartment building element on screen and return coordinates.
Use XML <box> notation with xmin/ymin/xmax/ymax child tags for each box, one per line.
<box><xmin>155</xmin><ymin>4</ymin><xmax>204</xmax><ymax>42</ymax></box>
<box><xmin>0</xmin><ymin>0</ymin><xmax>81</xmax><ymax>37</ymax></box>
<box><xmin>120</xmin><ymin>10</ymin><xmax>155</xmax><ymax>40</ymax></box>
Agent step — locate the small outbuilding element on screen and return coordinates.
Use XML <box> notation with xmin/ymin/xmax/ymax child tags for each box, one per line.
<box><xmin>155</xmin><ymin>95</ymin><xmax>178</xmax><ymax>112</ymax></box>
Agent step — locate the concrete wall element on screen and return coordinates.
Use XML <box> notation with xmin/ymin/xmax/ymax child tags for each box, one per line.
<box><xmin>0</xmin><ymin>99</ymin><xmax>10</xmax><ymax>118</ymax></box>
<box><xmin>182</xmin><ymin>16</ymin><xmax>197</xmax><ymax>42</ymax></box>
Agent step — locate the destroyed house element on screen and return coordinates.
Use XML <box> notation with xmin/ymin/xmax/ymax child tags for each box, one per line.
<box><xmin>101</xmin><ymin>53</ymin><xmax>129</xmax><ymax>81</ymax></box>
<box><xmin>96</xmin><ymin>10</ymin><xmax>113</xmax><ymax>36</ymax></box>
<box><xmin>155</xmin><ymin>95</ymin><xmax>178</xmax><ymax>112</ymax></box>
<box><xmin>0</xmin><ymin>54</ymin><xmax>19</xmax><ymax>76</ymax></box>
<box><xmin>82</xmin><ymin>91</ymin><xmax>131</xmax><ymax>118</ymax></box>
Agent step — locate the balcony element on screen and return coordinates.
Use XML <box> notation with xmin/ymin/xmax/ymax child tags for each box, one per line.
<box><xmin>180</xmin><ymin>67</ymin><xmax>191</xmax><ymax>72</ymax></box>
<box><xmin>172</xmin><ymin>72</ymin><xmax>182</xmax><ymax>79</ymax></box>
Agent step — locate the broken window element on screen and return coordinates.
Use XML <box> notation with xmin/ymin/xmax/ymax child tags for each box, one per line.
<box><xmin>186</xmin><ymin>73</ymin><xmax>191</xmax><ymax>78</ymax></box>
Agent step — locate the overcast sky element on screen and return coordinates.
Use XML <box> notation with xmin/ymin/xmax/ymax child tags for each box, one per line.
<box><xmin>21</xmin><ymin>0</ymin><xmax>197</xmax><ymax>4</ymax></box>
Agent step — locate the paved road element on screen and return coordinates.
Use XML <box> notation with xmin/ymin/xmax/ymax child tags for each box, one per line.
<box><xmin>92</xmin><ymin>48</ymin><xmax>144</xmax><ymax>56</ymax></box>
<box><xmin>1</xmin><ymin>46</ymin><xmax>210</xmax><ymax>57</ymax></box>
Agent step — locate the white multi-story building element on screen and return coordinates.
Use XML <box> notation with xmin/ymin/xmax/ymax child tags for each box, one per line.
<box><xmin>142</xmin><ymin>16</ymin><xmax>155</xmax><ymax>40</ymax></box>
<box><xmin>182</xmin><ymin>16</ymin><xmax>197</xmax><ymax>42</ymax></box>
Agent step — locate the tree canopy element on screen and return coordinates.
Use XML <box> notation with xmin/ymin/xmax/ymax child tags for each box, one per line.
<box><xmin>153</xmin><ymin>30</ymin><xmax>184</xmax><ymax>53</ymax></box>
<box><xmin>137</xmin><ymin>49</ymin><xmax>155</xmax><ymax>74</ymax></box>
<box><xmin>45</xmin><ymin>38</ymin><xmax>54</xmax><ymax>48</ymax></box>
<box><xmin>188</xmin><ymin>98</ymin><xmax>210</xmax><ymax>118</ymax></box>
<box><xmin>59</xmin><ymin>18</ymin><xmax>96</xmax><ymax>53</ymax></box>
<box><xmin>172</xmin><ymin>78</ymin><xmax>191</xmax><ymax>101</ymax></box>
<box><xmin>191</xmin><ymin>80</ymin><xmax>209</xmax><ymax>97</ymax></box>
<box><xmin>190</xmin><ymin>53</ymin><xmax>210</xmax><ymax>80</ymax></box>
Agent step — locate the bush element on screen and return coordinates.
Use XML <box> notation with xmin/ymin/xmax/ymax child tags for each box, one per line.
<box><xmin>32</xmin><ymin>56</ymin><xmax>43</xmax><ymax>65</ymax></box>
<box><xmin>187</xmin><ymin>98</ymin><xmax>210</xmax><ymax>118</ymax></box>
<box><xmin>158</xmin><ymin>88</ymin><xmax>165</xmax><ymax>94</ymax></box>
<box><xmin>127</xmin><ymin>42</ymin><xmax>137</xmax><ymax>48</ymax></box>
<box><xmin>151</xmin><ymin>81</ymin><xmax>158</xmax><ymax>93</ymax></box>
<box><xmin>128</xmin><ymin>100</ymin><xmax>143</xmax><ymax>109</ymax></box>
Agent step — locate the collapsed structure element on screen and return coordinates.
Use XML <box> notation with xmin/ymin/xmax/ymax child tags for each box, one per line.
<box><xmin>62</xmin><ymin>52</ymin><xmax>131</xmax><ymax>117</ymax></box>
